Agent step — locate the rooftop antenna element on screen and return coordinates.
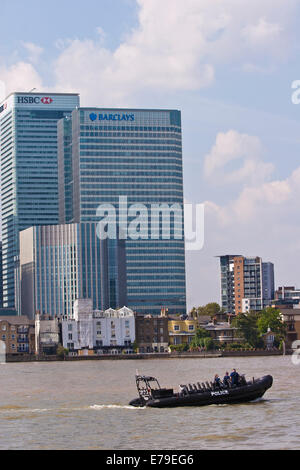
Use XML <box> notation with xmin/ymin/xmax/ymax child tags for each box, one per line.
<box><xmin>28</xmin><ymin>88</ymin><xmax>36</xmax><ymax>93</ymax></box>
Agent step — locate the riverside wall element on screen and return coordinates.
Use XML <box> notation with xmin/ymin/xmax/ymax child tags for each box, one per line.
<box><xmin>5</xmin><ymin>349</ymin><xmax>287</xmax><ymax>363</ymax></box>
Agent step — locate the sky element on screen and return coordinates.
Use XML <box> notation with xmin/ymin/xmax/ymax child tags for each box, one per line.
<box><xmin>1</xmin><ymin>0</ymin><xmax>300</xmax><ymax>309</ymax></box>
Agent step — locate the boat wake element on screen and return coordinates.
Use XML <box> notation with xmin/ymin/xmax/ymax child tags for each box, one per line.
<box><xmin>90</xmin><ymin>404</ymin><xmax>146</xmax><ymax>410</ymax></box>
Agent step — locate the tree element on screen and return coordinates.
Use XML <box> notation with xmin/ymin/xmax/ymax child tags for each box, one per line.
<box><xmin>232</xmin><ymin>312</ymin><xmax>262</xmax><ymax>348</ymax></box>
<box><xmin>189</xmin><ymin>327</ymin><xmax>213</xmax><ymax>349</ymax></box>
<box><xmin>190</xmin><ymin>303</ymin><xmax>222</xmax><ymax>318</ymax></box>
<box><xmin>257</xmin><ymin>307</ymin><xmax>286</xmax><ymax>339</ymax></box>
<box><xmin>205</xmin><ymin>303</ymin><xmax>221</xmax><ymax>317</ymax></box>
<box><xmin>57</xmin><ymin>344</ymin><xmax>68</xmax><ymax>359</ymax></box>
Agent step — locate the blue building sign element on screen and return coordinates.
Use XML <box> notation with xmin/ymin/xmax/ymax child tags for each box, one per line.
<box><xmin>89</xmin><ymin>112</ymin><xmax>135</xmax><ymax>122</ymax></box>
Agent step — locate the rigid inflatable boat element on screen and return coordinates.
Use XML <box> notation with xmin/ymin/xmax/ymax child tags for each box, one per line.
<box><xmin>129</xmin><ymin>374</ymin><xmax>273</xmax><ymax>408</ymax></box>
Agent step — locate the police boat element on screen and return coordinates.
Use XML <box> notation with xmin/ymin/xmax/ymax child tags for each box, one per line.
<box><xmin>129</xmin><ymin>374</ymin><xmax>273</xmax><ymax>408</ymax></box>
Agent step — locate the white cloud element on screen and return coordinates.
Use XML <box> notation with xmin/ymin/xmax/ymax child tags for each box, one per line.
<box><xmin>242</xmin><ymin>18</ymin><xmax>283</xmax><ymax>45</ymax></box>
<box><xmin>186</xmin><ymin>164</ymin><xmax>300</xmax><ymax>308</ymax></box>
<box><xmin>22</xmin><ymin>42</ymin><xmax>44</xmax><ymax>64</ymax></box>
<box><xmin>0</xmin><ymin>0</ymin><xmax>297</xmax><ymax>105</ymax></box>
<box><xmin>204</xmin><ymin>130</ymin><xmax>274</xmax><ymax>185</ymax></box>
<box><xmin>51</xmin><ymin>0</ymin><xmax>297</xmax><ymax>105</ymax></box>
<box><xmin>0</xmin><ymin>62</ymin><xmax>44</xmax><ymax>100</ymax></box>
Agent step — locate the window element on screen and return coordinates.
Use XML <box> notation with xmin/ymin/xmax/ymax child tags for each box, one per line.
<box><xmin>188</xmin><ymin>325</ymin><xmax>194</xmax><ymax>331</ymax></box>
<box><xmin>2</xmin><ymin>325</ymin><xmax>6</xmax><ymax>331</ymax></box>
<box><xmin>68</xmin><ymin>333</ymin><xmax>73</xmax><ymax>340</ymax></box>
<box><xmin>174</xmin><ymin>325</ymin><xmax>180</xmax><ymax>331</ymax></box>
<box><xmin>2</xmin><ymin>335</ymin><xmax>6</xmax><ymax>341</ymax></box>
<box><xmin>68</xmin><ymin>324</ymin><xmax>73</xmax><ymax>331</ymax></box>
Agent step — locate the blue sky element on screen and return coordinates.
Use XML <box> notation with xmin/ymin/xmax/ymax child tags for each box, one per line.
<box><xmin>1</xmin><ymin>0</ymin><xmax>300</xmax><ymax>308</ymax></box>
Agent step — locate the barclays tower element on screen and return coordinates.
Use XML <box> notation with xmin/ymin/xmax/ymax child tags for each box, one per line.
<box><xmin>58</xmin><ymin>108</ymin><xmax>187</xmax><ymax>315</ymax></box>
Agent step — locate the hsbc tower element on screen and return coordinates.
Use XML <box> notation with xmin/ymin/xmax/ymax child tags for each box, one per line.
<box><xmin>0</xmin><ymin>92</ymin><xmax>79</xmax><ymax>309</ymax></box>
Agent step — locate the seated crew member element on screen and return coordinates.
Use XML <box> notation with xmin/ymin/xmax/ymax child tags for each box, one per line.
<box><xmin>223</xmin><ymin>371</ymin><xmax>230</xmax><ymax>387</ymax></box>
<box><xmin>214</xmin><ymin>374</ymin><xmax>221</xmax><ymax>389</ymax></box>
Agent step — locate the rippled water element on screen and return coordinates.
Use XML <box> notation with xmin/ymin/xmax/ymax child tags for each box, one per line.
<box><xmin>0</xmin><ymin>356</ymin><xmax>299</xmax><ymax>449</ymax></box>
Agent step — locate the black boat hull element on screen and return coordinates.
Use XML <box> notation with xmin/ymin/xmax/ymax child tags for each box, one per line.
<box><xmin>129</xmin><ymin>375</ymin><xmax>273</xmax><ymax>408</ymax></box>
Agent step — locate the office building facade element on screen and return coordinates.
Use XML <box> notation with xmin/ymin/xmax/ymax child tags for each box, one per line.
<box><xmin>18</xmin><ymin>223</ymin><xmax>127</xmax><ymax>319</ymax></box>
<box><xmin>0</xmin><ymin>92</ymin><xmax>80</xmax><ymax>309</ymax></box>
<box><xmin>273</xmin><ymin>286</ymin><xmax>300</xmax><ymax>308</ymax></box>
<box><xmin>219</xmin><ymin>255</ymin><xmax>274</xmax><ymax>315</ymax></box>
<box><xmin>58</xmin><ymin>108</ymin><xmax>186</xmax><ymax>315</ymax></box>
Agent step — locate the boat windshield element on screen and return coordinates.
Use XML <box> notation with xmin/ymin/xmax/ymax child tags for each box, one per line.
<box><xmin>136</xmin><ymin>375</ymin><xmax>161</xmax><ymax>401</ymax></box>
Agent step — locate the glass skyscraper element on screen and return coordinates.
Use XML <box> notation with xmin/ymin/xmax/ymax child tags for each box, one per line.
<box><xmin>58</xmin><ymin>108</ymin><xmax>186</xmax><ymax>315</ymax></box>
<box><xmin>18</xmin><ymin>223</ymin><xmax>127</xmax><ymax>319</ymax></box>
<box><xmin>0</xmin><ymin>92</ymin><xmax>79</xmax><ymax>308</ymax></box>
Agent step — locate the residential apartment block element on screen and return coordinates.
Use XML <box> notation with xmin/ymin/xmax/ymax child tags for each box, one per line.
<box><xmin>0</xmin><ymin>316</ymin><xmax>35</xmax><ymax>354</ymax></box>
<box><xmin>219</xmin><ymin>255</ymin><xmax>274</xmax><ymax>315</ymax></box>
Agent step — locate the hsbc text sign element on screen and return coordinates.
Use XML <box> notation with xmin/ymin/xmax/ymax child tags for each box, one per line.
<box><xmin>17</xmin><ymin>96</ymin><xmax>53</xmax><ymax>105</ymax></box>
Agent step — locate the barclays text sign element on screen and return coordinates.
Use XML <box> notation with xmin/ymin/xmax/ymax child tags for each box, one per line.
<box><xmin>89</xmin><ymin>112</ymin><xmax>135</xmax><ymax>122</ymax></box>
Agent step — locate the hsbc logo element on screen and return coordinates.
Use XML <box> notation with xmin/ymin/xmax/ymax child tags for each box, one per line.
<box><xmin>17</xmin><ymin>96</ymin><xmax>54</xmax><ymax>105</ymax></box>
<box><xmin>41</xmin><ymin>97</ymin><xmax>53</xmax><ymax>104</ymax></box>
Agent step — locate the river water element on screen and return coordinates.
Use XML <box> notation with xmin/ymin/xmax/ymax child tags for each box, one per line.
<box><xmin>0</xmin><ymin>356</ymin><xmax>299</xmax><ymax>450</ymax></box>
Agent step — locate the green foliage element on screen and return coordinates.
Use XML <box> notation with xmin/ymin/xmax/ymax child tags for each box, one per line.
<box><xmin>170</xmin><ymin>343</ymin><xmax>189</xmax><ymax>352</ymax></box>
<box><xmin>232</xmin><ymin>312</ymin><xmax>263</xmax><ymax>348</ymax></box>
<box><xmin>57</xmin><ymin>344</ymin><xmax>68</xmax><ymax>358</ymax></box>
<box><xmin>189</xmin><ymin>328</ymin><xmax>215</xmax><ymax>350</ymax></box>
<box><xmin>190</xmin><ymin>303</ymin><xmax>222</xmax><ymax>318</ymax></box>
<box><xmin>257</xmin><ymin>307</ymin><xmax>286</xmax><ymax>339</ymax></box>
<box><xmin>232</xmin><ymin>307</ymin><xmax>286</xmax><ymax>349</ymax></box>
